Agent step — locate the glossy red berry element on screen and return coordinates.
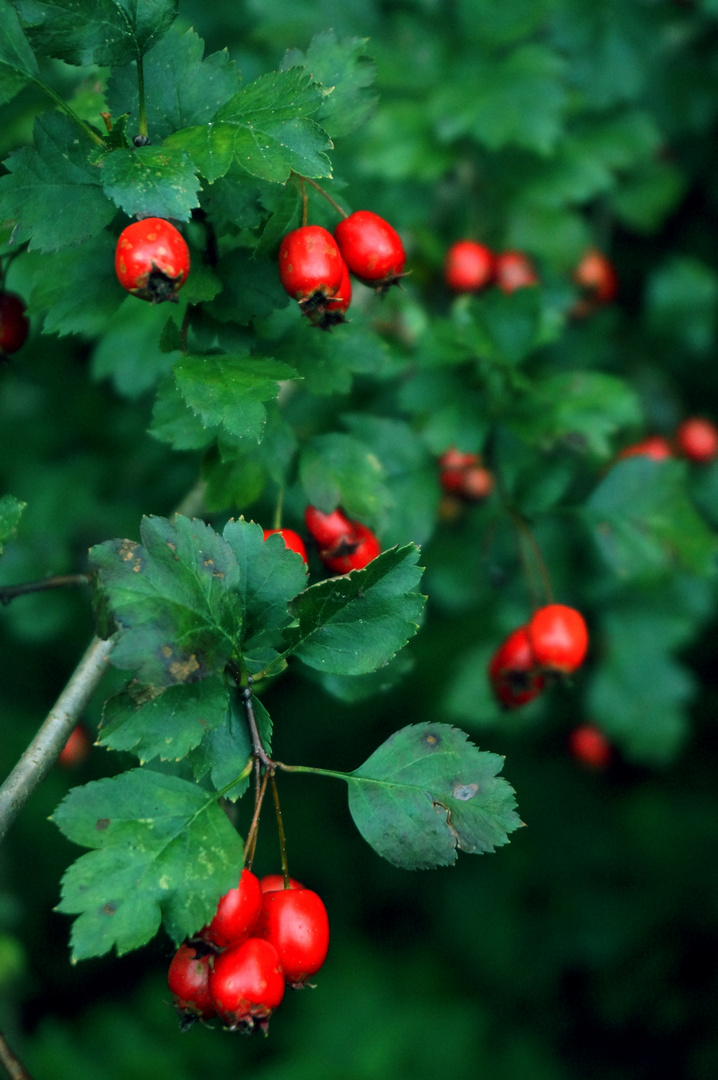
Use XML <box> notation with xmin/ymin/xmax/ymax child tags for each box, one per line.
<box><xmin>256</xmin><ymin>888</ymin><xmax>329</xmax><ymax>986</ymax></box>
<box><xmin>278</xmin><ymin>226</ymin><xmax>344</xmax><ymax>317</ymax></box>
<box><xmin>209</xmin><ymin>937</ymin><xmax>285</xmax><ymax>1031</ymax></box>
<box><xmin>304</xmin><ymin>505</ymin><xmax>354</xmax><ymax>550</ymax></box>
<box><xmin>488</xmin><ymin>626</ymin><xmax>545</xmax><ymax>709</ymax></box>
<box><xmin>321</xmin><ymin>521</ymin><xmax>381</xmax><ymax>574</ymax></box>
<box><xmin>444</xmin><ymin>240</ymin><xmax>494</xmax><ymax>293</ymax></box>
<box><xmin>200</xmin><ymin>869</ymin><xmax>263</xmax><ymax>950</ymax></box>
<box><xmin>115</xmin><ymin>218</ymin><xmax>190</xmax><ymax>303</ymax></box>
<box><xmin>259</xmin><ymin>875</ymin><xmax>304</xmax><ymax>894</ymax></box>
<box><xmin>317</xmin><ymin>258</ymin><xmax>353</xmax><ymax>330</ymax></box>
<box><xmin>572</xmin><ymin>248</ymin><xmax>618</xmax><ymax>311</ymax></box>
<box><xmin>569</xmin><ymin>724</ymin><xmax>612</xmax><ymax>769</ymax></box>
<box><xmin>263</xmin><ymin>528</ymin><xmax>308</xmax><ymax>564</ymax></box>
<box><xmin>168</xmin><ymin>942</ymin><xmax>215</xmax><ymax>1021</ymax></box>
<box><xmin>527</xmin><ymin>604</ymin><xmax>588</xmax><ymax>675</ymax></box>
<box><xmin>0</xmin><ymin>292</ymin><xmax>30</xmax><ymax>355</ymax></box>
<box><xmin>58</xmin><ymin>725</ymin><xmax>92</xmax><ymax>768</ymax></box>
<box><xmin>494</xmin><ymin>250</ymin><xmax>538</xmax><ymax>294</ymax></box>
<box><xmin>334</xmin><ymin>210</ymin><xmax>406</xmax><ymax>292</ymax></box>
<box><xmin>675</xmin><ymin>417</ymin><xmax>718</xmax><ymax>463</ymax></box>
<box><xmin>439</xmin><ymin>449</ymin><xmax>494</xmax><ymax>501</ymax></box>
<box><xmin>617</xmin><ymin>435</ymin><xmax>673</xmax><ymax>462</ymax></box>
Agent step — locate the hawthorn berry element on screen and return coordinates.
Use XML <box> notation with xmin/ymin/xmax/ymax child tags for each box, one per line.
<box><xmin>259</xmin><ymin>874</ymin><xmax>304</xmax><ymax>894</ymax></box>
<box><xmin>209</xmin><ymin>937</ymin><xmax>285</xmax><ymax>1031</ymax></box>
<box><xmin>569</xmin><ymin>724</ymin><xmax>612</xmax><ymax>769</ymax></box>
<box><xmin>58</xmin><ymin>724</ymin><xmax>92</xmax><ymax>768</ymax></box>
<box><xmin>200</xmin><ymin>869</ymin><xmax>264</xmax><ymax>950</ymax></box>
<box><xmin>304</xmin><ymin>505</ymin><xmax>355</xmax><ymax>550</ymax></box>
<box><xmin>256</xmin><ymin>887</ymin><xmax>329</xmax><ymax>986</ymax></box>
<box><xmin>320</xmin><ymin>521</ymin><xmax>382</xmax><ymax>574</ymax></box>
<box><xmin>617</xmin><ymin>435</ymin><xmax>673</xmax><ymax>462</ymax></box>
<box><xmin>317</xmin><ymin>258</ymin><xmax>353</xmax><ymax>330</ymax></box>
<box><xmin>278</xmin><ymin>225</ymin><xmax>345</xmax><ymax>318</ymax></box>
<box><xmin>168</xmin><ymin>942</ymin><xmax>215</xmax><ymax>1023</ymax></box>
<box><xmin>527</xmin><ymin>604</ymin><xmax>588</xmax><ymax>676</ymax></box>
<box><xmin>334</xmin><ymin>210</ymin><xmax>406</xmax><ymax>292</ymax></box>
<box><xmin>675</xmin><ymin>417</ymin><xmax>718</xmax><ymax>463</ymax></box>
<box><xmin>263</xmin><ymin>528</ymin><xmax>308</xmax><ymax>564</ymax></box>
<box><xmin>572</xmin><ymin>248</ymin><xmax>618</xmax><ymax>310</ymax></box>
<box><xmin>488</xmin><ymin>626</ymin><xmax>545</xmax><ymax>709</ymax></box>
<box><xmin>439</xmin><ymin>449</ymin><xmax>494</xmax><ymax>501</ymax></box>
<box><xmin>444</xmin><ymin>240</ymin><xmax>494</xmax><ymax>293</ymax></box>
<box><xmin>115</xmin><ymin>218</ymin><xmax>190</xmax><ymax>303</ymax></box>
<box><xmin>0</xmin><ymin>291</ymin><xmax>30</xmax><ymax>355</ymax></box>
<box><xmin>494</xmin><ymin>250</ymin><xmax>538</xmax><ymax>294</ymax></box>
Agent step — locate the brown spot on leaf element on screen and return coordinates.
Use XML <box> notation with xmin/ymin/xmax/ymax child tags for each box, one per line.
<box><xmin>423</xmin><ymin>731</ymin><xmax>441</xmax><ymax>749</ymax></box>
<box><xmin>453</xmin><ymin>782</ymin><xmax>479</xmax><ymax>802</ymax></box>
<box><xmin>161</xmin><ymin>645</ymin><xmax>173</xmax><ymax>658</ymax></box>
<box><xmin>101</xmin><ymin>902</ymin><xmax>117</xmax><ymax>916</ymax></box>
<box><xmin>95</xmin><ymin>818</ymin><xmax>110</xmax><ymax>831</ymax></box>
<box><xmin>169</xmin><ymin>655</ymin><xmax>201</xmax><ymax>681</ymax></box>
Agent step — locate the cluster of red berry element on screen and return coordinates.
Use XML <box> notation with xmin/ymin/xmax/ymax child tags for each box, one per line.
<box><xmin>168</xmin><ymin>870</ymin><xmax>329</xmax><ymax>1034</ymax></box>
<box><xmin>263</xmin><ymin>505</ymin><xmax>381</xmax><ymax>575</ymax></box>
<box><xmin>438</xmin><ymin>448</ymin><xmax>495</xmax><ymax>502</ymax></box>
<box><xmin>488</xmin><ymin>603</ymin><xmax>589</xmax><ymax>709</ymax></box>
<box><xmin>618</xmin><ymin>416</ymin><xmax>718</xmax><ymax>465</ymax></box>
<box><xmin>278</xmin><ymin>210</ymin><xmax>406</xmax><ymax>329</ymax></box>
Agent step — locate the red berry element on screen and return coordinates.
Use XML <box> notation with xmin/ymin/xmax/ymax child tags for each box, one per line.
<box><xmin>572</xmin><ymin>248</ymin><xmax>618</xmax><ymax>310</ymax></box>
<box><xmin>321</xmin><ymin>521</ymin><xmax>381</xmax><ymax>574</ymax></box>
<box><xmin>259</xmin><ymin>875</ymin><xmax>304</xmax><ymax>894</ymax></box>
<box><xmin>200</xmin><ymin>869</ymin><xmax>263</xmax><ymax>949</ymax></box>
<box><xmin>569</xmin><ymin>724</ymin><xmax>612</xmax><ymax>769</ymax></box>
<box><xmin>444</xmin><ymin>240</ymin><xmax>494</xmax><ymax>293</ymax></box>
<box><xmin>316</xmin><ymin>257</ymin><xmax>353</xmax><ymax>330</ymax></box>
<box><xmin>209</xmin><ymin>937</ymin><xmax>285</xmax><ymax>1030</ymax></box>
<box><xmin>115</xmin><ymin>218</ymin><xmax>190</xmax><ymax>303</ymax></box>
<box><xmin>263</xmin><ymin>528</ymin><xmax>308</xmax><ymax>564</ymax></box>
<box><xmin>617</xmin><ymin>436</ymin><xmax>673</xmax><ymax>462</ymax></box>
<box><xmin>675</xmin><ymin>417</ymin><xmax>718</xmax><ymax>463</ymax></box>
<box><xmin>494</xmin><ymin>250</ymin><xmax>538</xmax><ymax>294</ymax></box>
<box><xmin>304</xmin><ymin>505</ymin><xmax>354</xmax><ymax>550</ymax></box>
<box><xmin>58</xmin><ymin>725</ymin><xmax>92</xmax><ymax>768</ymax></box>
<box><xmin>0</xmin><ymin>292</ymin><xmax>30</xmax><ymax>355</ymax></box>
<box><xmin>278</xmin><ymin>225</ymin><xmax>344</xmax><ymax>318</ymax></box>
<box><xmin>527</xmin><ymin>604</ymin><xmax>588</xmax><ymax>675</ymax></box>
<box><xmin>334</xmin><ymin>210</ymin><xmax>406</xmax><ymax>292</ymax></box>
<box><xmin>439</xmin><ymin>449</ymin><xmax>494</xmax><ymax>501</ymax></box>
<box><xmin>168</xmin><ymin>942</ymin><xmax>215</xmax><ymax>1021</ymax></box>
<box><xmin>256</xmin><ymin>888</ymin><xmax>329</xmax><ymax>986</ymax></box>
<box><xmin>488</xmin><ymin>626</ymin><xmax>545</xmax><ymax>709</ymax></box>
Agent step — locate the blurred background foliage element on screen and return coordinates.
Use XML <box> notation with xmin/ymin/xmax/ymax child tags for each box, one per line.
<box><xmin>3</xmin><ymin>0</ymin><xmax>718</xmax><ymax>1078</ymax></box>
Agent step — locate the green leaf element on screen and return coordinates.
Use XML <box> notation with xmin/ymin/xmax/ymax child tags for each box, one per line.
<box><xmin>205</xmin><ymin>248</ymin><xmax>289</xmax><ymax>325</ymax></box>
<box><xmin>149</xmin><ymin>376</ymin><xmax>218</xmax><ymax>451</ymax></box>
<box><xmin>100</xmin><ymin>146</ymin><xmax>200</xmax><ymax>221</ymax></box>
<box><xmin>53</xmin><ymin>768</ymin><xmax>244</xmax><ymax>959</ymax></box>
<box><xmin>508</xmin><ymin>372</ymin><xmax>642</xmax><ymax>457</ymax></box>
<box><xmin>173</xmin><ymin>353</ymin><xmax>298</xmax><ymax>443</ymax></box>
<box><xmin>645</xmin><ymin>255</ymin><xmax>718</xmax><ymax>355</ymax></box>
<box><xmin>281</xmin><ymin>30</ymin><xmax>377</xmax><ymax>138</ymax></box>
<box><xmin>285</xmin><ymin>544</ymin><xmax>425</xmax><ymax>676</ymax></box>
<box><xmin>459</xmin><ymin>287</ymin><xmax>545</xmax><ymax>367</ymax></box>
<box><xmin>347</xmin><ymin>723</ymin><xmax>522</xmax><ymax>870</ymax></box>
<box><xmin>299</xmin><ymin>431</ymin><xmax>389</xmax><ymax>522</ymax></box>
<box><xmin>187</xmin><ymin>689</ymin><xmax>269</xmax><ymax>801</ymax></box>
<box><xmin>24</xmin><ymin>232</ymin><xmax>120</xmax><ymax>338</ymax></box>
<box><xmin>15</xmin><ymin>0</ymin><xmax>178</xmax><ymax>67</ymax></box>
<box><xmin>582</xmin><ymin>458</ymin><xmax>718</xmax><ymax>579</ymax></box>
<box><xmin>0</xmin><ymin>0</ymin><xmax>38</xmax><ymax>105</ymax></box>
<box><xmin>89</xmin><ymin>515</ymin><xmax>243</xmax><ymax>686</ymax></box>
<box><xmin>0</xmin><ymin>112</ymin><xmax>116</xmax><ymax>251</ymax></box>
<box><xmin>0</xmin><ymin>494</ymin><xmax>26</xmax><ymax>555</ymax></box>
<box><xmin>106</xmin><ymin>24</ymin><xmax>241</xmax><ymax>144</ymax></box>
<box><xmin>91</xmin><ymin>297</ymin><xmax>178</xmax><ymax>399</ymax></box>
<box><xmin>98</xmin><ymin>673</ymin><xmax>230</xmax><ymax>764</ymax></box>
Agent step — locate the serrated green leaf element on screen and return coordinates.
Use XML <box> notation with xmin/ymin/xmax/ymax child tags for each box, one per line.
<box><xmin>0</xmin><ymin>0</ymin><xmax>38</xmax><ymax>105</ymax></box>
<box><xmin>89</xmin><ymin>515</ymin><xmax>243</xmax><ymax>686</ymax></box>
<box><xmin>282</xmin><ymin>30</ymin><xmax>377</xmax><ymax>139</ymax></box>
<box><xmin>0</xmin><ymin>494</ymin><xmax>26</xmax><ymax>554</ymax></box>
<box><xmin>299</xmin><ymin>431</ymin><xmax>389</xmax><ymax>522</ymax></box>
<box><xmin>15</xmin><ymin>0</ymin><xmax>178</xmax><ymax>67</ymax></box>
<box><xmin>347</xmin><ymin>723</ymin><xmax>522</xmax><ymax>870</ymax></box>
<box><xmin>582</xmin><ymin>458</ymin><xmax>718</xmax><ymax>579</ymax></box>
<box><xmin>91</xmin><ymin>297</ymin><xmax>178</xmax><ymax>398</ymax></box>
<box><xmin>285</xmin><ymin>544</ymin><xmax>425</xmax><ymax>676</ymax></box>
<box><xmin>205</xmin><ymin>248</ymin><xmax>288</xmax><ymax>324</ymax></box>
<box><xmin>24</xmin><ymin>232</ymin><xmax>119</xmax><ymax>338</ymax></box>
<box><xmin>0</xmin><ymin>112</ymin><xmax>115</xmax><ymax>251</ymax></box>
<box><xmin>98</xmin><ymin>673</ymin><xmax>230</xmax><ymax>764</ymax></box>
<box><xmin>460</xmin><ymin>287</ymin><xmax>545</xmax><ymax>366</ymax></box>
<box><xmin>187</xmin><ymin>689</ymin><xmax>265</xmax><ymax>801</ymax></box>
<box><xmin>173</xmin><ymin>353</ymin><xmax>298</xmax><ymax>443</ymax></box>
<box><xmin>148</xmin><ymin>376</ymin><xmax>219</xmax><ymax>450</ymax></box>
<box><xmin>53</xmin><ymin>768</ymin><xmax>243</xmax><ymax>959</ymax></box>
<box><xmin>100</xmin><ymin>146</ymin><xmax>200</xmax><ymax>220</ymax></box>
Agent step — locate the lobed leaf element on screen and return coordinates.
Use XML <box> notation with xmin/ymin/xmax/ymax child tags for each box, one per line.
<box><xmin>347</xmin><ymin>723</ymin><xmax>522</xmax><ymax>870</ymax></box>
<box><xmin>0</xmin><ymin>0</ymin><xmax>38</xmax><ymax>105</ymax></box>
<box><xmin>100</xmin><ymin>146</ymin><xmax>201</xmax><ymax>220</ymax></box>
<box><xmin>281</xmin><ymin>30</ymin><xmax>378</xmax><ymax>139</ymax></box>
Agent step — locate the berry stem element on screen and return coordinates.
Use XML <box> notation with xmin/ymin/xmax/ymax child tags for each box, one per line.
<box><xmin>295</xmin><ymin>174</ymin><xmax>349</xmax><ymax>219</ymax></box>
<box><xmin>28</xmin><ymin>76</ymin><xmax>106</xmax><ymax>149</ymax></box>
<box><xmin>136</xmin><ymin>54</ymin><xmax>148</xmax><ymax>141</ymax></box>
<box><xmin>0</xmin><ymin>1028</ymin><xmax>35</xmax><ymax>1080</ymax></box>
<box><xmin>270</xmin><ymin>773</ymin><xmax>292</xmax><ymax>888</ymax></box>
<box><xmin>243</xmin><ymin>766</ymin><xmax>270</xmax><ymax>867</ymax></box>
<box><xmin>272</xmin><ymin>488</ymin><xmax>285</xmax><ymax>532</ymax></box>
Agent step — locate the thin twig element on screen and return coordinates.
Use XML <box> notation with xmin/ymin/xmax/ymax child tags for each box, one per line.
<box><xmin>0</xmin><ymin>573</ymin><xmax>90</xmax><ymax>607</ymax></box>
<box><xmin>0</xmin><ymin>1030</ymin><xmax>35</xmax><ymax>1080</ymax></box>
<box><xmin>0</xmin><ymin>636</ymin><xmax>114</xmax><ymax>846</ymax></box>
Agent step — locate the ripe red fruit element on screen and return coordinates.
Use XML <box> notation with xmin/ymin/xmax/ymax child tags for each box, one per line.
<box><xmin>318</xmin><ymin>258</ymin><xmax>353</xmax><ymax>330</ymax></box>
<box><xmin>444</xmin><ymin>240</ymin><xmax>494</xmax><ymax>293</ymax></box>
<box><xmin>675</xmin><ymin>417</ymin><xmax>718</xmax><ymax>463</ymax></box>
<box><xmin>333</xmin><ymin>210</ymin><xmax>406</xmax><ymax>292</ymax></box>
<box><xmin>115</xmin><ymin>218</ymin><xmax>190</xmax><ymax>303</ymax></box>
<box><xmin>278</xmin><ymin>225</ymin><xmax>344</xmax><ymax>317</ymax></box>
<box><xmin>527</xmin><ymin>604</ymin><xmax>588</xmax><ymax>675</ymax></box>
<box><xmin>263</xmin><ymin>528</ymin><xmax>308</xmax><ymax>564</ymax></box>
<box><xmin>572</xmin><ymin>248</ymin><xmax>618</xmax><ymax>310</ymax></box>
<box><xmin>259</xmin><ymin>874</ymin><xmax>304</xmax><ymax>894</ymax></box>
<box><xmin>209</xmin><ymin>937</ymin><xmax>285</xmax><ymax>1031</ymax></box>
<box><xmin>58</xmin><ymin>725</ymin><xmax>92</xmax><ymax>767</ymax></box>
<box><xmin>256</xmin><ymin>888</ymin><xmax>329</xmax><ymax>986</ymax></box>
<box><xmin>569</xmin><ymin>724</ymin><xmax>612</xmax><ymax>769</ymax></box>
<box><xmin>304</xmin><ymin>505</ymin><xmax>354</xmax><ymax>550</ymax></box>
<box><xmin>0</xmin><ymin>291</ymin><xmax>30</xmax><ymax>355</ymax></box>
<box><xmin>439</xmin><ymin>449</ymin><xmax>494</xmax><ymax>501</ymax></box>
<box><xmin>494</xmin><ymin>250</ymin><xmax>538</xmax><ymax>294</ymax></box>
<box><xmin>321</xmin><ymin>521</ymin><xmax>381</xmax><ymax>574</ymax></box>
<box><xmin>200</xmin><ymin>869</ymin><xmax>263</xmax><ymax>949</ymax></box>
<box><xmin>617</xmin><ymin>435</ymin><xmax>673</xmax><ymax>462</ymax></box>
<box><xmin>168</xmin><ymin>942</ymin><xmax>215</xmax><ymax>1022</ymax></box>
<box><xmin>488</xmin><ymin>626</ymin><xmax>545</xmax><ymax>709</ymax></box>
